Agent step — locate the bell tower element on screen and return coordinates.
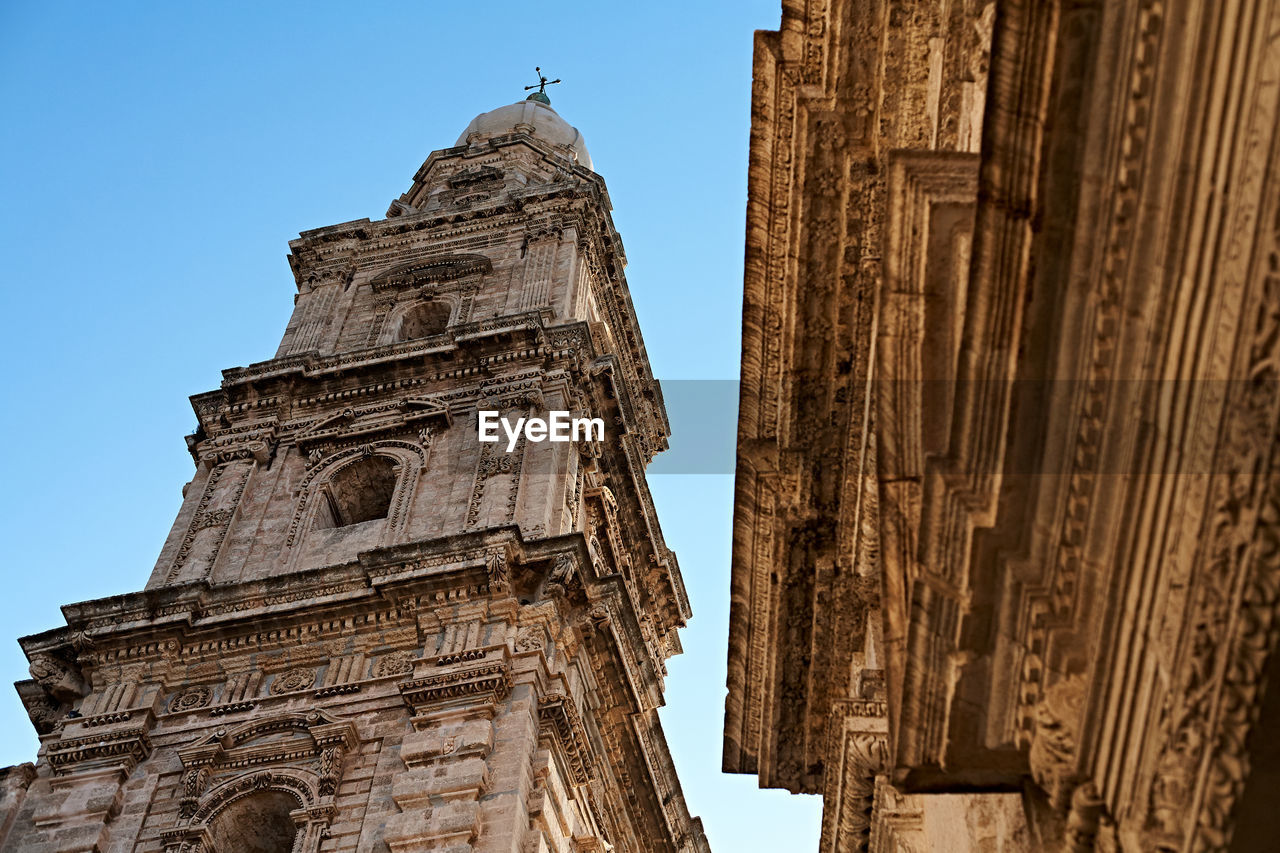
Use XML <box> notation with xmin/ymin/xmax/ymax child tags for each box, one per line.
<box><xmin>0</xmin><ymin>91</ymin><xmax>710</xmax><ymax>853</ymax></box>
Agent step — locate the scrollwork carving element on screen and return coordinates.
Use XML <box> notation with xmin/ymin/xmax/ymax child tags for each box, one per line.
<box><xmin>1029</xmin><ymin>674</ymin><xmax>1085</xmax><ymax>810</ymax></box>
<box><xmin>545</xmin><ymin>553</ymin><xmax>576</xmax><ymax>597</ymax></box>
<box><xmin>486</xmin><ymin>550</ymin><xmax>509</xmax><ymax>592</ymax></box>
<box><xmin>179</xmin><ymin>767</ymin><xmax>210</xmax><ymax>818</ymax></box>
<box><xmin>317</xmin><ymin>745</ymin><xmax>344</xmax><ymax>796</ymax></box>
<box><xmin>27</xmin><ymin>653</ymin><xmax>86</xmax><ymax>703</ymax></box>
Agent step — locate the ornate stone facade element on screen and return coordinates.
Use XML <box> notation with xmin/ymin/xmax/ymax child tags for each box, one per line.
<box><xmin>724</xmin><ymin>0</ymin><xmax>1280</xmax><ymax>851</ymax></box>
<box><xmin>0</xmin><ymin>94</ymin><xmax>708</xmax><ymax>853</ymax></box>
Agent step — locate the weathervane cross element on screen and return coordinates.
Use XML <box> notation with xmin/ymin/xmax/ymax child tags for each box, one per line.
<box><xmin>524</xmin><ymin>66</ymin><xmax>561</xmax><ymax>96</ymax></box>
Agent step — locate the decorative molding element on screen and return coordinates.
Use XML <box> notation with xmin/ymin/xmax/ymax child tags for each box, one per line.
<box><xmin>46</xmin><ymin>725</ymin><xmax>152</xmax><ymax>775</ymax></box>
<box><xmin>398</xmin><ymin>659</ymin><xmax>512</xmax><ymax>714</ymax></box>
<box><xmin>369</xmin><ymin>254</ymin><xmax>492</xmax><ymax>292</ymax></box>
<box><xmin>166</xmin><ymin>461</ymin><xmax>252</xmax><ymax>584</ymax></box>
<box><xmin>538</xmin><ymin>692</ymin><xmax>594</xmax><ymax>785</ymax></box>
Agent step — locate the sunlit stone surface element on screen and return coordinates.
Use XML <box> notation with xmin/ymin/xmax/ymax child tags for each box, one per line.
<box><xmin>723</xmin><ymin>1</ymin><xmax>1280</xmax><ymax>851</ymax></box>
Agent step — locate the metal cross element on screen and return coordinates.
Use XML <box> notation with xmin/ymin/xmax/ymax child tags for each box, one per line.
<box><xmin>524</xmin><ymin>67</ymin><xmax>561</xmax><ymax>95</ymax></box>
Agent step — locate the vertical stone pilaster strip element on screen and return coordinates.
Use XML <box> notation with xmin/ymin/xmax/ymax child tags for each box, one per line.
<box><xmin>520</xmin><ymin>238</ymin><xmax>557</xmax><ymax>310</ymax></box>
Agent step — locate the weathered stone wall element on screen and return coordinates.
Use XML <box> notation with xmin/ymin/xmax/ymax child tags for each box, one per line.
<box><xmin>726</xmin><ymin>0</ymin><xmax>1280</xmax><ymax>851</ymax></box>
<box><xmin>1</xmin><ymin>587</ymin><xmax>687</xmax><ymax>852</ymax></box>
<box><xmin>723</xmin><ymin>0</ymin><xmax>1007</xmax><ymax>849</ymax></box>
<box><xmin>146</xmin><ymin>380</ymin><xmax>590</xmax><ymax>587</ymax></box>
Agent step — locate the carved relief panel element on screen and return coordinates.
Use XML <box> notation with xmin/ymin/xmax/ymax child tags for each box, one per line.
<box><xmin>165</xmin><ymin>460</ymin><xmax>255</xmax><ymax>585</ymax></box>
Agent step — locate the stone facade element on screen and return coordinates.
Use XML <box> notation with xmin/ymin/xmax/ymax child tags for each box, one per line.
<box><xmin>724</xmin><ymin>0</ymin><xmax>1280</xmax><ymax>851</ymax></box>
<box><xmin>1</xmin><ymin>95</ymin><xmax>709</xmax><ymax>853</ymax></box>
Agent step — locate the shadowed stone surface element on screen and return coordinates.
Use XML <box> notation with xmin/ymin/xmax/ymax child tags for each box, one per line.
<box><xmin>724</xmin><ymin>1</ymin><xmax>1280</xmax><ymax>851</ymax></box>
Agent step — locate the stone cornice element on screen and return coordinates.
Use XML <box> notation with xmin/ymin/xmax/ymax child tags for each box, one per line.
<box><xmin>22</xmin><ymin>527</ymin><xmax>681</xmax><ymax>707</ymax></box>
<box><xmin>217</xmin><ymin>310</ymin><xmax>558</xmax><ymax>389</ymax></box>
<box><xmin>20</xmin><ymin>529</ymin><xmax>522</xmax><ymax>662</ymax></box>
<box><xmin>724</xmin><ymin>0</ymin><xmax>884</xmax><ymax>795</ymax></box>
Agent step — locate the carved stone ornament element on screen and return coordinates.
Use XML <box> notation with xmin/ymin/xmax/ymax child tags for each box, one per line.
<box><xmin>168</xmin><ymin>710</ymin><xmax>359</xmax><ymax>853</ymax></box>
<box><xmin>46</xmin><ymin>726</ymin><xmax>152</xmax><ymax>775</ymax></box>
<box><xmin>178</xmin><ymin>766</ymin><xmax>210</xmax><ymax>819</ymax></box>
<box><xmin>833</xmin><ymin>733</ymin><xmax>889</xmax><ymax>846</ymax></box>
<box><xmin>486</xmin><ymin>549</ymin><xmax>510</xmax><ymax>591</ymax></box>
<box><xmin>374</xmin><ymin>651</ymin><xmax>416</xmax><ymax>678</ymax></box>
<box><xmin>1065</xmin><ymin>781</ymin><xmax>1107</xmax><ymax>853</ymax></box>
<box><xmin>15</xmin><ymin>676</ymin><xmax>66</xmax><ymax>733</ymax></box>
<box><xmin>1029</xmin><ymin>674</ymin><xmax>1085</xmax><ymax>809</ymax></box>
<box><xmin>515</xmin><ymin>626</ymin><xmax>545</xmax><ymax>654</ymax></box>
<box><xmin>270</xmin><ymin>667</ymin><xmax>317</xmax><ymax>695</ymax></box>
<box><xmin>27</xmin><ymin>652</ymin><xmax>87</xmax><ymax>702</ymax></box>
<box><xmin>170</xmin><ymin>684</ymin><xmax>213</xmax><ymax>712</ymax></box>
<box><xmin>544</xmin><ymin>553</ymin><xmax>576</xmax><ymax>596</ymax></box>
<box><xmin>398</xmin><ymin>659</ymin><xmax>512</xmax><ymax>714</ymax></box>
<box><xmin>538</xmin><ymin>692</ymin><xmax>594</xmax><ymax>785</ymax></box>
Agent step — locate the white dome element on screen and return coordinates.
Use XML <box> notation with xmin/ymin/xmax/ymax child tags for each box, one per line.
<box><xmin>456</xmin><ymin>99</ymin><xmax>592</xmax><ymax>171</ymax></box>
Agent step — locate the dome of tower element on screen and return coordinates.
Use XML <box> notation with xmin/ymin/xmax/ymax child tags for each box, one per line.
<box><xmin>455</xmin><ymin>97</ymin><xmax>592</xmax><ymax>171</ymax></box>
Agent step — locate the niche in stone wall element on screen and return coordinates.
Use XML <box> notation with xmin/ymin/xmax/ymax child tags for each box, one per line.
<box><xmin>206</xmin><ymin>790</ymin><xmax>298</xmax><ymax>853</ymax></box>
<box><xmin>284</xmin><ymin>443</ymin><xmax>424</xmax><ymax>572</ymax></box>
<box><xmin>314</xmin><ymin>455</ymin><xmax>398</xmax><ymax>529</ymax></box>
<box><xmin>394</xmin><ymin>299</ymin><xmax>452</xmax><ymax>342</ymax></box>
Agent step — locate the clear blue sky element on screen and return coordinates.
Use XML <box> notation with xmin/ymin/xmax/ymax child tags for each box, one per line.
<box><xmin>0</xmin><ymin>3</ymin><xmax>821</xmax><ymax>848</ymax></box>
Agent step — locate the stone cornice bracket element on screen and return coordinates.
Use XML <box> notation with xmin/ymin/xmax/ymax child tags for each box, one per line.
<box><xmin>819</xmin><ymin>698</ymin><xmax>890</xmax><ymax>853</ymax></box>
<box><xmin>538</xmin><ymin>691</ymin><xmax>595</xmax><ymax>785</ymax></box>
<box><xmin>25</xmin><ymin>648</ymin><xmax>88</xmax><ymax>704</ymax></box>
<box><xmin>385</xmin><ymin>198</ymin><xmax>418</xmax><ymax>218</ymax></box>
<box><xmin>195</xmin><ymin>420</ymin><xmax>279</xmax><ymax>469</ymax></box>
<box><xmin>825</xmin><ymin>733</ymin><xmax>889</xmax><ymax>853</ymax></box>
<box><xmin>46</xmin><ymin>724</ymin><xmax>152</xmax><ymax>776</ymax></box>
<box><xmin>397</xmin><ymin>655</ymin><xmax>513</xmax><ymax>719</ymax></box>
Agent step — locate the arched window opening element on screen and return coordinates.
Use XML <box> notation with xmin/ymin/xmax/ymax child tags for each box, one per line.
<box><xmin>396</xmin><ymin>300</ymin><xmax>451</xmax><ymax>341</ymax></box>
<box><xmin>314</xmin><ymin>456</ymin><xmax>397</xmax><ymax>529</ymax></box>
<box><xmin>207</xmin><ymin>790</ymin><xmax>298</xmax><ymax>853</ymax></box>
